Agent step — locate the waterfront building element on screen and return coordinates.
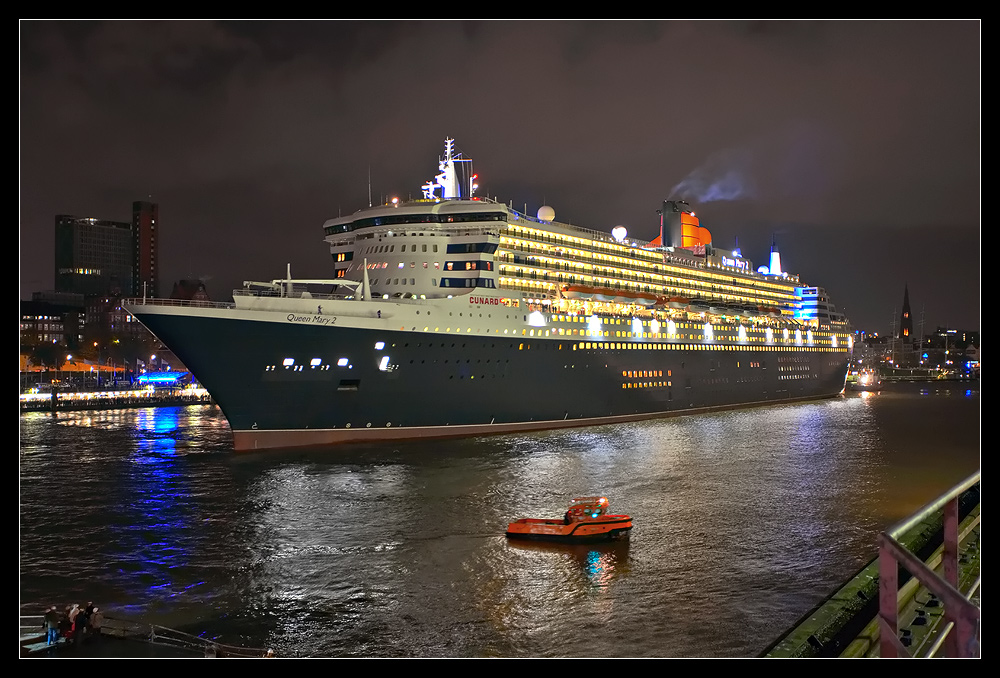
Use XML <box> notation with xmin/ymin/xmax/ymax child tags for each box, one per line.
<box><xmin>53</xmin><ymin>201</ymin><xmax>160</xmax><ymax>299</ymax></box>
<box><xmin>20</xmin><ymin>299</ymin><xmax>83</xmax><ymax>349</ymax></box>
<box><xmin>132</xmin><ymin>201</ymin><xmax>160</xmax><ymax>298</ymax></box>
<box><xmin>55</xmin><ymin>215</ymin><xmax>133</xmax><ymax>297</ymax></box>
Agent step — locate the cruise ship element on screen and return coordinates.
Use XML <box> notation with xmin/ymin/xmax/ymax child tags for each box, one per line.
<box><xmin>125</xmin><ymin>139</ymin><xmax>853</xmax><ymax>451</ymax></box>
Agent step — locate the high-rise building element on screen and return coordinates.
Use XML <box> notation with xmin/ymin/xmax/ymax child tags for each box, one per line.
<box><xmin>52</xmin><ymin>201</ymin><xmax>161</xmax><ymax>298</ymax></box>
<box><xmin>132</xmin><ymin>201</ymin><xmax>159</xmax><ymax>298</ymax></box>
<box><xmin>54</xmin><ymin>215</ymin><xmax>133</xmax><ymax>296</ymax></box>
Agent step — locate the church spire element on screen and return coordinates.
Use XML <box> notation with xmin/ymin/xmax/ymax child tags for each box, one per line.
<box><xmin>900</xmin><ymin>284</ymin><xmax>912</xmax><ymax>340</ymax></box>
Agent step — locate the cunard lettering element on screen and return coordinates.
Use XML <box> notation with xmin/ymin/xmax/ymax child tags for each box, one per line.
<box><xmin>470</xmin><ymin>296</ymin><xmax>503</xmax><ymax>305</ymax></box>
<box><xmin>469</xmin><ymin>296</ymin><xmax>518</xmax><ymax>307</ymax></box>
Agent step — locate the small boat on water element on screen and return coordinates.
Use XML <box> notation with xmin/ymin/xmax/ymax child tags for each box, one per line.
<box><xmin>505</xmin><ymin>496</ymin><xmax>633</xmax><ymax>543</ymax></box>
<box><xmin>846</xmin><ymin>369</ymin><xmax>881</xmax><ymax>391</ymax></box>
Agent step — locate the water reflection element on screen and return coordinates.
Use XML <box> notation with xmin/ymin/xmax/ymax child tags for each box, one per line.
<box><xmin>505</xmin><ymin>540</ymin><xmax>631</xmax><ymax>590</ymax></box>
<box><xmin>19</xmin><ymin>387</ymin><xmax>980</xmax><ymax>657</ymax></box>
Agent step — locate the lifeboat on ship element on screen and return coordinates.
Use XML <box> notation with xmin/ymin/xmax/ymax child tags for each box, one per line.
<box><xmin>667</xmin><ymin>296</ymin><xmax>690</xmax><ymax>310</ymax></box>
<box><xmin>633</xmin><ymin>291</ymin><xmax>659</xmax><ymax>307</ymax></box>
<box><xmin>505</xmin><ymin>496</ymin><xmax>633</xmax><ymax>543</ymax></box>
<box><xmin>561</xmin><ymin>284</ymin><xmax>596</xmax><ymax>301</ymax></box>
<box><xmin>563</xmin><ymin>285</ymin><xmax>658</xmax><ymax>307</ymax></box>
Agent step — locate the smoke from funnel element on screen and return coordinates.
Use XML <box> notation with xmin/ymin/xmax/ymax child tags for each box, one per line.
<box><xmin>668</xmin><ymin>147</ymin><xmax>756</xmax><ymax>204</ymax></box>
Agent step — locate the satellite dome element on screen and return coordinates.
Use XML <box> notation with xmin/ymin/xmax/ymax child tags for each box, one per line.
<box><xmin>537</xmin><ymin>205</ymin><xmax>555</xmax><ymax>222</ymax></box>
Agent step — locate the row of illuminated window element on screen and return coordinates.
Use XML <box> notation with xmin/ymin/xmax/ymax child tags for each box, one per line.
<box><xmin>440</xmin><ymin>278</ymin><xmax>497</xmax><ymax>288</ymax></box>
<box><xmin>503</xmin><ymin>228</ymin><xmax>798</xmax><ymax>299</ymax></box>
<box><xmin>623</xmin><ymin>370</ymin><xmax>669</xmax><ymax>378</ymax></box>
<box><xmin>500</xmin><ymin>241</ymin><xmax>659</xmax><ymax>280</ymax></box>
<box><xmin>353</xmin><ymin>261</ymin><xmax>493</xmax><ymax>272</ymax></box>
<box><xmin>360</xmin><ymin>243</ymin><xmax>440</xmax><ymax>255</ymax></box>
<box><xmin>21</xmin><ymin>314</ymin><xmax>64</xmax><ymax>321</ymax></box>
<box><xmin>265</xmin><ymin>358</ymin><xmax>335</xmax><ymax>371</ymax></box>
<box><xmin>504</xmin><ymin>225</ymin><xmax>662</xmax><ymax>264</ymax></box>
<box><xmin>498</xmin><ymin>260</ymin><xmax>793</xmax><ymax>307</ymax></box>
<box><xmin>58</xmin><ymin>267</ymin><xmax>103</xmax><ymax>275</ymax></box>
<box><xmin>324</xmin><ymin>211</ymin><xmax>507</xmax><ymax>235</ymax></box>
<box><xmin>572</xmin><ymin>341</ymin><xmax>843</xmax><ymax>352</ymax></box>
<box><xmin>362</xmin><ymin>276</ymin><xmax>497</xmax><ymax>289</ymax></box>
<box><xmin>369</xmin><ymin>278</ymin><xmax>417</xmax><ymax>286</ymax></box>
<box><xmin>622</xmin><ymin>381</ymin><xmax>669</xmax><ymax>389</ymax></box>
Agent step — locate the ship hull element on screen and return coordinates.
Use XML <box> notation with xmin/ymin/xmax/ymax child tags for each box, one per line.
<box><xmin>130</xmin><ymin>304</ymin><xmax>849</xmax><ymax>451</ymax></box>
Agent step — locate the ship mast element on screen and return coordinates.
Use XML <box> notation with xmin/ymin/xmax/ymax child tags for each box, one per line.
<box><xmin>421</xmin><ymin>138</ymin><xmax>475</xmax><ymax>200</ymax></box>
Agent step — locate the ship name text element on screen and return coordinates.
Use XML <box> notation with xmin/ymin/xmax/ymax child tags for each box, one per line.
<box><xmin>287</xmin><ymin>313</ymin><xmax>337</xmax><ymax>326</ymax></box>
<box><xmin>469</xmin><ymin>296</ymin><xmax>518</xmax><ymax>307</ymax></box>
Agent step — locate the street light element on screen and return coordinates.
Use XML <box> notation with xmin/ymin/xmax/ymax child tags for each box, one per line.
<box><xmin>94</xmin><ymin>341</ymin><xmax>101</xmax><ymax>389</ymax></box>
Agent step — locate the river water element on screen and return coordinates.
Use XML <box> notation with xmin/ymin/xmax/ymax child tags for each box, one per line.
<box><xmin>18</xmin><ymin>383</ymin><xmax>980</xmax><ymax>658</ymax></box>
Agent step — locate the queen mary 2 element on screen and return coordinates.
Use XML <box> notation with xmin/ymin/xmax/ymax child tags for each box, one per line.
<box><xmin>124</xmin><ymin>139</ymin><xmax>852</xmax><ymax>452</ymax></box>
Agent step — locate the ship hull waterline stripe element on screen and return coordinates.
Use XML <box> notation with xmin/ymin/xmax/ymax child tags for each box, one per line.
<box><xmin>231</xmin><ymin>391</ymin><xmax>839</xmax><ymax>451</ymax></box>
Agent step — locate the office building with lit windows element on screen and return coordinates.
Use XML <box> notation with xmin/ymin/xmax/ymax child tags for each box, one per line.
<box><xmin>55</xmin><ymin>215</ymin><xmax>134</xmax><ymax>296</ymax></box>
<box><xmin>53</xmin><ymin>201</ymin><xmax>160</xmax><ymax>298</ymax></box>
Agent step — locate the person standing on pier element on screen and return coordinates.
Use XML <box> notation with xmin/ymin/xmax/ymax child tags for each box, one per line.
<box><xmin>43</xmin><ymin>606</ymin><xmax>59</xmax><ymax>645</ymax></box>
<box><xmin>89</xmin><ymin>607</ymin><xmax>103</xmax><ymax>642</ymax></box>
<box><xmin>73</xmin><ymin>603</ymin><xmax>89</xmax><ymax>647</ymax></box>
<box><xmin>59</xmin><ymin>607</ymin><xmax>72</xmax><ymax>641</ymax></box>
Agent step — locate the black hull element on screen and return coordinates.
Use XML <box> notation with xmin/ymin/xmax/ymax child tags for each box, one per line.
<box><xmin>133</xmin><ymin>311</ymin><xmax>850</xmax><ymax>451</ymax></box>
<box><xmin>505</xmin><ymin>528</ymin><xmax>632</xmax><ymax>544</ymax></box>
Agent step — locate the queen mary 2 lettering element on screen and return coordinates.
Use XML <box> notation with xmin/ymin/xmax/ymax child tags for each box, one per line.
<box><xmin>124</xmin><ymin>139</ymin><xmax>853</xmax><ymax>452</ymax></box>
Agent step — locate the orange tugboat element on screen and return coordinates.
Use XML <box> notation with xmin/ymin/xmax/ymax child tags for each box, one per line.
<box><xmin>505</xmin><ymin>496</ymin><xmax>632</xmax><ymax>543</ymax></box>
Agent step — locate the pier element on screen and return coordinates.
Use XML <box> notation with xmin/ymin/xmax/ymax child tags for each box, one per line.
<box><xmin>761</xmin><ymin>472</ymin><xmax>981</xmax><ymax>658</ymax></box>
<box><xmin>19</xmin><ymin>388</ymin><xmax>212</xmax><ymax>413</ymax></box>
<box><xmin>20</xmin><ymin>614</ymin><xmax>270</xmax><ymax>658</ymax></box>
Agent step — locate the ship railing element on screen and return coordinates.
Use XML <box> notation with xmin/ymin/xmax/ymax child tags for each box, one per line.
<box><xmin>124</xmin><ymin>297</ymin><xmax>235</xmax><ymax>310</ymax></box>
<box><xmin>501</xmin><ymin>202</ymin><xmax>656</xmax><ymax>249</ymax></box>
<box><xmin>232</xmin><ymin>288</ymin><xmax>356</xmax><ymax>302</ymax></box>
<box><xmin>877</xmin><ymin>471</ymin><xmax>980</xmax><ymax>658</ymax></box>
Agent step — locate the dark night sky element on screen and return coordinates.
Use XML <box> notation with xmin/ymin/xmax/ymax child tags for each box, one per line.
<box><xmin>19</xmin><ymin>20</ymin><xmax>981</xmax><ymax>334</ymax></box>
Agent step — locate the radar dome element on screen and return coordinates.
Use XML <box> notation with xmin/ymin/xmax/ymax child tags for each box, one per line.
<box><xmin>537</xmin><ymin>205</ymin><xmax>555</xmax><ymax>222</ymax></box>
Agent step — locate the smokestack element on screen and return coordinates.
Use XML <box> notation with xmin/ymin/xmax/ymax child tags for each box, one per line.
<box><xmin>769</xmin><ymin>234</ymin><xmax>782</xmax><ymax>275</ymax></box>
<box><xmin>661</xmin><ymin>200</ymin><xmax>691</xmax><ymax>248</ymax></box>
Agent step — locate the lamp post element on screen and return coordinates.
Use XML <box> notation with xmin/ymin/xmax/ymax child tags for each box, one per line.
<box><xmin>62</xmin><ymin>354</ymin><xmax>72</xmax><ymax>392</ymax></box>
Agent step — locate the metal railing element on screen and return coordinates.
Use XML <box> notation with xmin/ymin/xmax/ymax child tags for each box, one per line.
<box><xmin>123</xmin><ymin>296</ymin><xmax>235</xmax><ymax>310</ymax></box>
<box><xmin>20</xmin><ymin>613</ymin><xmax>270</xmax><ymax>657</ymax></box>
<box><xmin>877</xmin><ymin>471</ymin><xmax>981</xmax><ymax>657</ymax></box>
